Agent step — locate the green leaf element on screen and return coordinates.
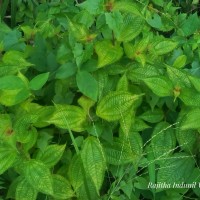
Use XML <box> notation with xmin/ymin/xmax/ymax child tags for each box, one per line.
<box><xmin>147</xmin><ymin>13</ymin><xmax>163</xmax><ymax>30</ymax></box>
<box><xmin>95</xmin><ymin>40</ymin><xmax>123</xmax><ymax>68</ymax></box>
<box><xmin>2</xmin><ymin>51</ymin><xmax>32</xmax><ymax>68</ymax></box>
<box><xmin>127</xmin><ymin>64</ymin><xmax>161</xmax><ymax>82</ymax></box>
<box><xmin>16</xmin><ymin>178</ymin><xmax>37</xmax><ymax>200</ymax></box>
<box><xmin>24</xmin><ymin>159</ymin><xmax>53</xmax><ymax>195</ymax></box>
<box><xmin>151</xmin><ymin>122</ymin><xmax>176</xmax><ymax>160</ymax></box>
<box><xmin>112</xmin><ymin>1</ymin><xmax>142</xmax><ymax>17</ymax></box>
<box><xmin>105</xmin><ymin>11</ymin><xmax>123</xmax><ymax>37</ymax></box>
<box><xmin>143</xmin><ymin>76</ymin><xmax>173</xmax><ymax>97</ymax></box>
<box><xmin>180</xmin><ymin>109</ymin><xmax>200</xmax><ymax>130</ymax></box>
<box><xmin>116</xmin><ymin>74</ymin><xmax>129</xmax><ymax>91</ymax></box>
<box><xmin>3</xmin><ymin>29</ymin><xmax>25</xmax><ymax>51</ymax></box>
<box><xmin>176</xmin><ymin>122</ymin><xmax>198</xmax><ymax>154</ymax></box>
<box><xmin>179</xmin><ymin>88</ymin><xmax>200</xmax><ymax>106</ymax></box>
<box><xmin>139</xmin><ymin>109</ymin><xmax>164</xmax><ymax>123</ymax></box>
<box><xmin>81</xmin><ymin>137</ymin><xmax>106</xmax><ymax>194</ymax></box>
<box><xmin>56</xmin><ymin>63</ymin><xmax>77</xmax><ymax>79</ymax></box>
<box><xmin>104</xmin><ymin>136</ymin><xmax>142</xmax><ymax>166</ymax></box>
<box><xmin>173</xmin><ymin>55</ymin><xmax>187</xmax><ymax>69</ymax></box>
<box><xmin>180</xmin><ymin>13</ymin><xmax>200</xmax><ymax>36</ymax></box>
<box><xmin>188</xmin><ymin>75</ymin><xmax>200</xmax><ymax>92</ymax></box>
<box><xmin>117</xmin><ymin>14</ymin><xmax>144</xmax><ymax>42</ymax></box>
<box><xmin>157</xmin><ymin>153</ymin><xmax>195</xmax><ymax>184</ymax></box>
<box><xmin>52</xmin><ymin>175</ymin><xmax>74</xmax><ymax>199</ymax></box>
<box><xmin>78</xmin><ymin>95</ymin><xmax>95</xmax><ymax>113</ymax></box>
<box><xmin>0</xmin><ymin>75</ymin><xmax>26</xmax><ymax>90</ymax></box>
<box><xmin>124</xmin><ymin>36</ymin><xmax>149</xmax><ymax>61</ymax></box>
<box><xmin>48</xmin><ymin>104</ymin><xmax>87</xmax><ymax>132</ymax></box>
<box><xmin>96</xmin><ymin>91</ymin><xmax>142</xmax><ymax>121</ymax></box>
<box><xmin>166</xmin><ymin>65</ymin><xmax>191</xmax><ymax>88</ymax></box>
<box><xmin>0</xmin><ymin>143</ymin><xmax>17</xmax><ymax>175</ymax></box>
<box><xmin>68</xmin><ymin>19</ymin><xmax>89</xmax><ymax>42</ymax></box>
<box><xmin>154</xmin><ymin>40</ymin><xmax>177</xmax><ymax>55</ymax></box>
<box><xmin>0</xmin><ymin>73</ymin><xmax>30</xmax><ymax>106</ymax></box>
<box><xmin>36</xmin><ymin>144</ymin><xmax>66</xmax><ymax>168</ymax></box>
<box><xmin>29</xmin><ymin>72</ymin><xmax>49</xmax><ymax>91</ymax></box>
<box><xmin>0</xmin><ymin>88</ymin><xmax>30</xmax><ymax>106</ymax></box>
<box><xmin>69</xmin><ymin>155</ymin><xmax>98</xmax><ymax>200</ymax></box>
<box><xmin>0</xmin><ymin>114</ymin><xmax>12</xmax><ymax>139</ymax></box>
<box><xmin>14</xmin><ymin>114</ymin><xmax>38</xmax><ymax>143</ymax></box>
<box><xmin>131</xmin><ymin>118</ymin><xmax>150</xmax><ymax>132</ymax></box>
<box><xmin>79</xmin><ymin>0</ymin><xmax>104</xmax><ymax>15</ymax></box>
<box><xmin>76</xmin><ymin>71</ymin><xmax>98</xmax><ymax>101</ymax></box>
<box><xmin>119</xmin><ymin>110</ymin><xmax>134</xmax><ymax>135</ymax></box>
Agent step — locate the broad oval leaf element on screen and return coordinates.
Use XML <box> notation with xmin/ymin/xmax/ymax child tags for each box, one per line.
<box><xmin>76</xmin><ymin>71</ymin><xmax>98</xmax><ymax>101</ymax></box>
<box><xmin>166</xmin><ymin>65</ymin><xmax>191</xmax><ymax>88</ymax></box>
<box><xmin>0</xmin><ymin>75</ymin><xmax>30</xmax><ymax>106</ymax></box>
<box><xmin>0</xmin><ymin>88</ymin><xmax>30</xmax><ymax>106</ymax></box>
<box><xmin>52</xmin><ymin>175</ymin><xmax>74</xmax><ymax>199</ymax></box>
<box><xmin>0</xmin><ymin>114</ymin><xmax>12</xmax><ymax>138</ymax></box>
<box><xmin>173</xmin><ymin>55</ymin><xmax>187</xmax><ymax>69</ymax></box>
<box><xmin>95</xmin><ymin>40</ymin><xmax>123</xmax><ymax>68</ymax></box>
<box><xmin>69</xmin><ymin>155</ymin><xmax>98</xmax><ymax>200</ymax></box>
<box><xmin>0</xmin><ymin>143</ymin><xmax>17</xmax><ymax>175</ymax></box>
<box><xmin>16</xmin><ymin>178</ymin><xmax>37</xmax><ymax>200</ymax></box>
<box><xmin>180</xmin><ymin>109</ymin><xmax>200</xmax><ymax>130</ymax></box>
<box><xmin>177</xmin><ymin>129</ymin><xmax>198</xmax><ymax>153</ymax></box>
<box><xmin>117</xmin><ymin>14</ymin><xmax>144</xmax><ymax>42</ymax></box>
<box><xmin>24</xmin><ymin>159</ymin><xmax>53</xmax><ymax>195</ymax></box>
<box><xmin>112</xmin><ymin>1</ymin><xmax>142</xmax><ymax>17</ymax></box>
<box><xmin>127</xmin><ymin>64</ymin><xmax>161</xmax><ymax>82</ymax></box>
<box><xmin>151</xmin><ymin>122</ymin><xmax>176</xmax><ymax>160</ymax></box>
<box><xmin>14</xmin><ymin>114</ymin><xmax>38</xmax><ymax>143</ymax></box>
<box><xmin>157</xmin><ymin>153</ymin><xmax>195</xmax><ymax>184</ymax></box>
<box><xmin>139</xmin><ymin>109</ymin><xmax>164</xmax><ymax>123</ymax></box>
<box><xmin>179</xmin><ymin>88</ymin><xmax>200</xmax><ymax>107</ymax></box>
<box><xmin>81</xmin><ymin>136</ymin><xmax>106</xmax><ymax>194</ymax></box>
<box><xmin>154</xmin><ymin>40</ymin><xmax>177</xmax><ymax>55</ymax></box>
<box><xmin>29</xmin><ymin>72</ymin><xmax>49</xmax><ymax>91</ymax></box>
<box><xmin>143</xmin><ymin>76</ymin><xmax>174</xmax><ymax>97</ymax></box>
<box><xmin>36</xmin><ymin>144</ymin><xmax>66</xmax><ymax>168</ymax></box>
<box><xmin>104</xmin><ymin>134</ymin><xmax>142</xmax><ymax>166</ymax></box>
<box><xmin>96</xmin><ymin>91</ymin><xmax>142</xmax><ymax>121</ymax></box>
<box><xmin>189</xmin><ymin>75</ymin><xmax>200</xmax><ymax>92</ymax></box>
<box><xmin>48</xmin><ymin>104</ymin><xmax>87</xmax><ymax>132</ymax></box>
<box><xmin>0</xmin><ymin>75</ymin><xmax>25</xmax><ymax>90</ymax></box>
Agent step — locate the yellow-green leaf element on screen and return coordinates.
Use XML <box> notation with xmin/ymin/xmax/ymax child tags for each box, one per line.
<box><xmin>0</xmin><ymin>143</ymin><xmax>17</xmax><ymax>175</ymax></box>
<box><xmin>16</xmin><ymin>178</ymin><xmax>37</xmax><ymax>200</ymax></box>
<box><xmin>151</xmin><ymin>122</ymin><xmax>176</xmax><ymax>160</ymax></box>
<box><xmin>81</xmin><ymin>137</ymin><xmax>106</xmax><ymax>194</ymax></box>
<box><xmin>95</xmin><ymin>40</ymin><xmax>123</xmax><ymax>68</ymax></box>
<box><xmin>143</xmin><ymin>76</ymin><xmax>174</xmax><ymax>97</ymax></box>
<box><xmin>180</xmin><ymin>109</ymin><xmax>200</xmax><ymax>130</ymax></box>
<box><xmin>154</xmin><ymin>40</ymin><xmax>177</xmax><ymax>55</ymax></box>
<box><xmin>52</xmin><ymin>175</ymin><xmax>74</xmax><ymax>199</ymax></box>
<box><xmin>113</xmin><ymin>1</ymin><xmax>142</xmax><ymax>17</ymax></box>
<box><xmin>117</xmin><ymin>14</ymin><xmax>144</xmax><ymax>42</ymax></box>
<box><xmin>48</xmin><ymin>104</ymin><xmax>87</xmax><ymax>132</ymax></box>
<box><xmin>189</xmin><ymin>75</ymin><xmax>200</xmax><ymax>92</ymax></box>
<box><xmin>173</xmin><ymin>55</ymin><xmax>187</xmax><ymax>69</ymax></box>
<box><xmin>36</xmin><ymin>144</ymin><xmax>66</xmax><ymax>168</ymax></box>
<box><xmin>96</xmin><ymin>91</ymin><xmax>142</xmax><ymax>121</ymax></box>
<box><xmin>24</xmin><ymin>159</ymin><xmax>53</xmax><ymax>195</ymax></box>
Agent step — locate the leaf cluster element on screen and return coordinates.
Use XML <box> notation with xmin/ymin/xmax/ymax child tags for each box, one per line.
<box><xmin>0</xmin><ymin>0</ymin><xmax>200</xmax><ymax>200</ymax></box>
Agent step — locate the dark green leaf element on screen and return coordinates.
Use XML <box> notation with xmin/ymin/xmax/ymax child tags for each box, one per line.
<box><xmin>76</xmin><ymin>71</ymin><xmax>98</xmax><ymax>101</ymax></box>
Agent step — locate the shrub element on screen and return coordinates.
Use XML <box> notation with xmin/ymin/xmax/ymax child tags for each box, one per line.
<box><xmin>0</xmin><ymin>0</ymin><xmax>200</xmax><ymax>199</ymax></box>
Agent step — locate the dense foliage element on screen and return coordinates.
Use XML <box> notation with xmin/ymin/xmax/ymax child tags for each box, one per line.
<box><xmin>1</xmin><ymin>0</ymin><xmax>200</xmax><ymax>199</ymax></box>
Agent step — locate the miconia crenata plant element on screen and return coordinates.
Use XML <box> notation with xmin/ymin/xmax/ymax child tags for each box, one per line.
<box><xmin>0</xmin><ymin>0</ymin><xmax>200</xmax><ymax>200</ymax></box>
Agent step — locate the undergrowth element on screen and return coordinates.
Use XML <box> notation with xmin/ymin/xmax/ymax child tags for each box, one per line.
<box><xmin>0</xmin><ymin>0</ymin><xmax>200</xmax><ymax>200</ymax></box>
